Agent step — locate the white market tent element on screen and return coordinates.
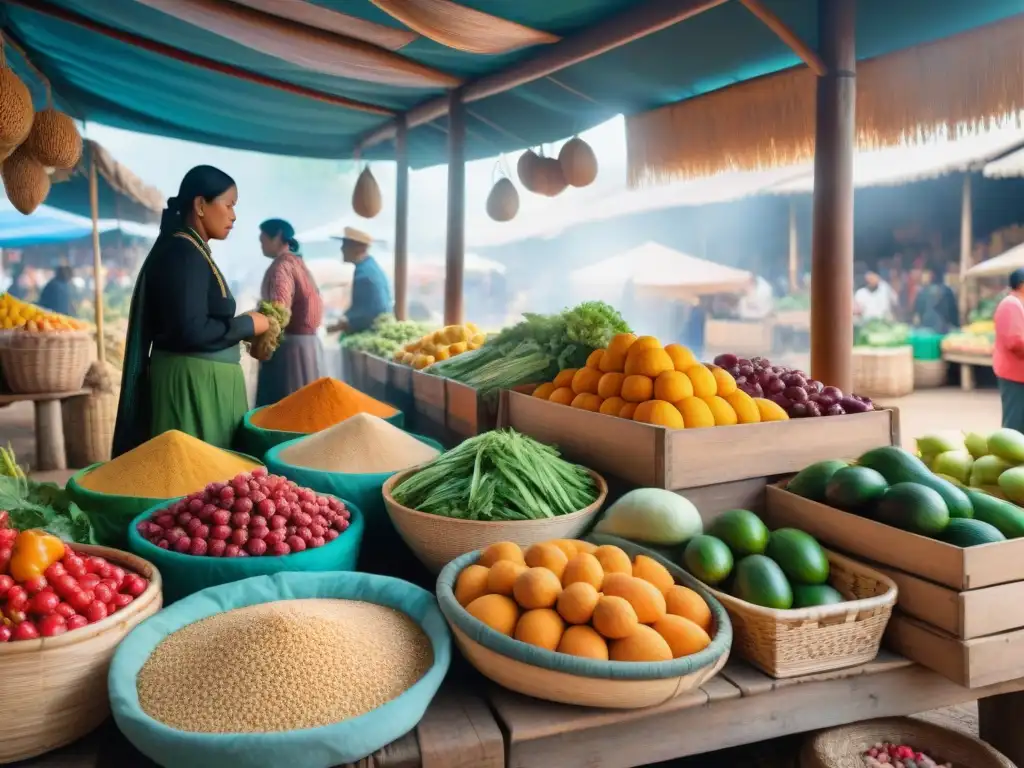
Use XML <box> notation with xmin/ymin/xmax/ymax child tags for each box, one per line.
<box><xmin>570</xmin><ymin>241</ymin><xmax>752</xmax><ymax>299</ymax></box>
<box><xmin>966</xmin><ymin>242</ymin><xmax>1024</xmax><ymax>279</ymax></box>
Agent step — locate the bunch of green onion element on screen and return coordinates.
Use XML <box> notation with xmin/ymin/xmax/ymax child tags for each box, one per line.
<box><xmin>391</xmin><ymin>430</ymin><xmax>597</xmax><ymax>521</ymax></box>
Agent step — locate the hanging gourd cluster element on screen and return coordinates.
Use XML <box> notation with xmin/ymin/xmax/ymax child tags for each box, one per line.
<box><xmin>0</xmin><ymin>54</ymin><xmax>83</xmax><ymax>215</ymax></box>
<box><xmin>348</xmin><ymin>135</ymin><xmax>598</xmax><ymax>224</ymax></box>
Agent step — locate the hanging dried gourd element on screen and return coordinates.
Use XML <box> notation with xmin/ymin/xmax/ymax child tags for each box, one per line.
<box><xmin>516</xmin><ymin>148</ymin><xmax>542</xmax><ymax>193</ymax></box>
<box><xmin>0</xmin><ymin>39</ymin><xmax>34</xmax><ymax>162</ymax></box>
<box><xmin>486</xmin><ymin>156</ymin><xmax>520</xmax><ymax>224</ymax></box>
<box><xmin>352</xmin><ymin>164</ymin><xmax>382</xmax><ymax>219</ymax></box>
<box><xmin>558</xmin><ymin>136</ymin><xmax>598</xmax><ymax>188</ymax></box>
<box><xmin>534</xmin><ymin>151</ymin><xmax>567</xmax><ymax>197</ymax></box>
<box><xmin>25</xmin><ymin>104</ymin><xmax>82</xmax><ymax>170</ymax></box>
<box><xmin>2</xmin><ymin>144</ymin><xmax>50</xmax><ymax>214</ymax></box>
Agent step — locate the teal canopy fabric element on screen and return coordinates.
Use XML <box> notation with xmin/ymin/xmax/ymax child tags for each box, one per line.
<box><xmin>2</xmin><ymin>0</ymin><xmax>1021</xmax><ymax>169</ymax></box>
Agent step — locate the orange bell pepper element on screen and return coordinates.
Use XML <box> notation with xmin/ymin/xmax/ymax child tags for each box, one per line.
<box><xmin>9</xmin><ymin>530</ymin><xmax>65</xmax><ymax>583</ymax></box>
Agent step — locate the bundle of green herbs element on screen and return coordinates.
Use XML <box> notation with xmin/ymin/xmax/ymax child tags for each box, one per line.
<box><xmin>0</xmin><ymin>445</ymin><xmax>96</xmax><ymax>544</ymax></box>
<box><xmin>340</xmin><ymin>314</ymin><xmax>435</xmax><ymax>358</ymax></box>
<box><xmin>391</xmin><ymin>429</ymin><xmax>597</xmax><ymax>521</ymax></box>
<box><xmin>426</xmin><ymin>301</ymin><xmax>630</xmax><ymax>394</ymax></box>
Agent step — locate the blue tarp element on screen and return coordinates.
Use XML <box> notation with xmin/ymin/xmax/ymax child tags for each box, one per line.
<box><xmin>0</xmin><ymin>201</ymin><xmax>157</xmax><ymax>248</ymax></box>
<box><xmin>1</xmin><ymin>0</ymin><xmax>1021</xmax><ymax>168</ymax></box>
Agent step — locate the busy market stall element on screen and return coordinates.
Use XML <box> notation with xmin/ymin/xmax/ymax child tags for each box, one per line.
<box><xmin>2</xmin><ymin>0</ymin><xmax>1024</xmax><ymax>767</ymax></box>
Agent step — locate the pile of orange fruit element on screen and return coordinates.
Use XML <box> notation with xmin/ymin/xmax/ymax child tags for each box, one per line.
<box><xmin>531</xmin><ymin>334</ymin><xmax>788</xmax><ymax>428</ymax></box>
<box><xmin>454</xmin><ymin>538</ymin><xmax>714</xmax><ymax>662</ymax></box>
<box><xmin>0</xmin><ymin>293</ymin><xmax>89</xmax><ymax>332</ymax></box>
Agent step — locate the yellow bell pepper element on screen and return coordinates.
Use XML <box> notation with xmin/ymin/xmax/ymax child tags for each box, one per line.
<box><xmin>9</xmin><ymin>530</ymin><xmax>65</xmax><ymax>582</ymax></box>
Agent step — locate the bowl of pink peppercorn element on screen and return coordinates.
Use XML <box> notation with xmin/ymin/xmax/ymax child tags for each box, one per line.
<box><xmin>800</xmin><ymin>718</ymin><xmax>1014</xmax><ymax>768</ymax></box>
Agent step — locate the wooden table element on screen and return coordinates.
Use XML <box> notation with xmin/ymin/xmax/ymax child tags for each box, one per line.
<box><xmin>489</xmin><ymin>651</ymin><xmax>1024</xmax><ymax>768</ymax></box>
<box><xmin>12</xmin><ymin>682</ymin><xmax>505</xmax><ymax>768</ymax></box>
<box><xmin>0</xmin><ymin>390</ymin><xmax>89</xmax><ymax>472</ymax></box>
<box><xmin>942</xmin><ymin>351</ymin><xmax>992</xmax><ymax>392</ymax></box>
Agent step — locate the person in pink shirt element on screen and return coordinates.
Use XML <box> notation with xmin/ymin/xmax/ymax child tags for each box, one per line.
<box><xmin>255</xmin><ymin>219</ymin><xmax>325</xmax><ymax>407</ymax></box>
<box><xmin>993</xmin><ymin>269</ymin><xmax>1024</xmax><ymax>429</ymax></box>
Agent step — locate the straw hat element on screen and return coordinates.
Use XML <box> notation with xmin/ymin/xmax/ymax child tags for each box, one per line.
<box><xmin>334</xmin><ymin>226</ymin><xmax>373</xmax><ymax>245</ymax></box>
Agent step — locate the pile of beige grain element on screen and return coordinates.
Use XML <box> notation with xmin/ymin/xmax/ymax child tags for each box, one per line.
<box><xmin>137</xmin><ymin>598</ymin><xmax>433</xmax><ymax>733</ymax></box>
<box><xmin>278</xmin><ymin>412</ymin><xmax>440</xmax><ymax>474</ymax></box>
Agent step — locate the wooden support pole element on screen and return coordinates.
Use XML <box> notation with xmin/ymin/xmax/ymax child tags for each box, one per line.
<box><xmin>444</xmin><ymin>91</ymin><xmax>466</xmax><ymax>326</ymax></box>
<box><xmin>89</xmin><ymin>146</ymin><xmax>105</xmax><ymax>364</ymax></box>
<box><xmin>788</xmin><ymin>200</ymin><xmax>799</xmax><ymax>294</ymax></box>
<box><xmin>394</xmin><ymin>116</ymin><xmax>409</xmax><ymax>321</ymax></box>
<box><xmin>809</xmin><ymin>0</ymin><xmax>855</xmax><ymax>393</ymax></box>
<box><xmin>959</xmin><ymin>173</ymin><xmax>973</xmax><ymax>323</ymax></box>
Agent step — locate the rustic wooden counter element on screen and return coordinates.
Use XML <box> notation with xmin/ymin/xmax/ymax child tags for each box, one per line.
<box><xmin>488</xmin><ymin>651</ymin><xmax>1024</xmax><ymax>768</ymax></box>
<box><xmin>12</xmin><ymin>682</ymin><xmax>504</xmax><ymax>768</ymax></box>
<box><xmin>0</xmin><ymin>389</ymin><xmax>89</xmax><ymax>472</ymax></box>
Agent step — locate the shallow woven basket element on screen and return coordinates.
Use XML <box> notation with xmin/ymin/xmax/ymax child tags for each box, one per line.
<box><xmin>438</xmin><ymin>538</ymin><xmax>732</xmax><ymax>709</ymax></box>
<box><xmin>63</xmin><ymin>392</ymin><xmax>117</xmax><ymax>467</ymax></box>
<box><xmin>706</xmin><ymin>550</ymin><xmax>897</xmax><ymax>678</ymax></box>
<box><xmin>913</xmin><ymin>359</ymin><xmax>948</xmax><ymax>389</ymax></box>
<box><xmin>851</xmin><ymin>346</ymin><xmax>914</xmax><ymax>398</ymax></box>
<box><xmin>382</xmin><ymin>468</ymin><xmax>608</xmax><ymax>573</ymax></box>
<box><xmin>799</xmin><ymin>717</ymin><xmax>1014</xmax><ymax>768</ymax></box>
<box><xmin>0</xmin><ymin>544</ymin><xmax>162</xmax><ymax>763</ymax></box>
<box><xmin>0</xmin><ymin>331</ymin><xmax>92</xmax><ymax>394</ymax></box>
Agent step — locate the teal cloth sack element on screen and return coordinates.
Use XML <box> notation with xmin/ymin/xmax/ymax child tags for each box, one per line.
<box><xmin>109</xmin><ymin>571</ymin><xmax>452</xmax><ymax>768</ymax></box>
<box><xmin>236</xmin><ymin>406</ymin><xmax>405</xmax><ymax>459</ymax></box>
<box><xmin>437</xmin><ymin>534</ymin><xmax>732</xmax><ymax>680</ymax></box>
<box><xmin>127</xmin><ymin>496</ymin><xmax>364</xmax><ymax>603</ymax></box>
<box><xmin>67</xmin><ymin>450</ymin><xmax>264</xmax><ymax>550</ymax></box>
<box><xmin>264</xmin><ymin>435</ymin><xmax>440</xmax><ymax>586</ymax></box>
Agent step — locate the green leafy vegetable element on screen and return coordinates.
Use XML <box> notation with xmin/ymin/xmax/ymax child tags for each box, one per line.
<box><xmin>391</xmin><ymin>429</ymin><xmax>598</xmax><ymax>521</ymax></box>
<box><xmin>0</xmin><ymin>476</ymin><xmax>96</xmax><ymax>544</ymax></box>
<box><xmin>340</xmin><ymin>314</ymin><xmax>435</xmax><ymax>357</ymax></box>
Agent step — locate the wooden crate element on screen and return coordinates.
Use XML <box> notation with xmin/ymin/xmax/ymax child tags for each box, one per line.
<box><xmin>852</xmin><ymin>346</ymin><xmax>914</xmax><ymax>398</ymax></box>
<box><xmin>447</xmin><ymin>382</ymin><xmax>538</xmax><ymax>441</ymax></box>
<box><xmin>412</xmin><ymin>370</ymin><xmax>449</xmax><ymax>445</ymax></box>
<box><xmin>764</xmin><ymin>484</ymin><xmax>1024</xmax><ymax>590</ymax></box>
<box><xmin>363</xmin><ymin>354</ymin><xmax>390</xmax><ymax>402</ymax></box>
<box><xmin>388</xmin><ymin>362</ymin><xmax>416</xmax><ymax>430</ymax></box>
<box><xmin>347</xmin><ymin>349</ymin><xmax>368</xmax><ymax>392</ymax></box>
<box><xmin>885</xmin><ymin>613</ymin><xmax>1024</xmax><ymax>688</ymax></box>
<box><xmin>500</xmin><ymin>390</ymin><xmax>899</xmax><ymax>490</ymax></box>
<box><xmin>705</xmin><ymin>319</ymin><xmax>773</xmax><ymax>356</ymax></box>
<box><xmin>874</xmin><ymin>564</ymin><xmax>1024</xmax><ymax>640</ymax></box>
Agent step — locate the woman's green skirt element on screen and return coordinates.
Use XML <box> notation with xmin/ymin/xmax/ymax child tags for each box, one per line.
<box><xmin>150</xmin><ymin>348</ymin><xmax>248</xmax><ymax>451</ymax></box>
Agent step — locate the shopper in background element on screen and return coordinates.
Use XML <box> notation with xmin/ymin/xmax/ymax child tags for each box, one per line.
<box><xmin>327</xmin><ymin>227</ymin><xmax>391</xmax><ymax>334</ymax></box>
<box><xmin>38</xmin><ymin>265</ymin><xmax>76</xmax><ymax>316</ymax></box>
<box><xmin>255</xmin><ymin>218</ymin><xmax>324</xmax><ymax>407</ymax></box>
<box><xmin>912</xmin><ymin>263</ymin><xmax>958</xmax><ymax>333</ymax></box>
<box><xmin>853</xmin><ymin>270</ymin><xmax>898</xmax><ymax>322</ymax></box>
<box><xmin>993</xmin><ymin>269</ymin><xmax>1024</xmax><ymax>430</ymax></box>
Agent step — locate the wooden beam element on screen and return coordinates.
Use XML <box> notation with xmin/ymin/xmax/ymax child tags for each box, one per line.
<box><xmin>394</xmin><ymin>116</ymin><xmax>410</xmax><ymax>322</ymax></box>
<box><xmin>8</xmin><ymin>0</ymin><xmax>397</xmax><ymax>116</ymax></box>
<box><xmin>356</xmin><ymin>0</ymin><xmax>729</xmax><ymax>151</ymax></box>
<box><xmin>89</xmin><ymin>145</ymin><xmax>105</xmax><ymax>365</ymax></box>
<box><xmin>959</xmin><ymin>173</ymin><xmax>973</xmax><ymax>323</ymax></box>
<box><xmin>809</xmin><ymin>0</ymin><xmax>855</xmax><ymax>393</ymax></box>
<box><xmin>738</xmin><ymin>0</ymin><xmax>827</xmax><ymax>75</ymax></box>
<box><xmin>444</xmin><ymin>91</ymin><xmax>466</xmax><ymax>326</ymax></box>
<box><xmin>788</xmin><ymin>199</ymin><xmax>799</xmax><ymax>294</ymax></box>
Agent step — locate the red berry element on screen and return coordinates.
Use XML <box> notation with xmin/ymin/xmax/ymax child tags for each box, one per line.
<box><xmin>189</xmin><ymin>538</ymin><xmax>208</xmax><ymax>556</ymax></box>
<box><xmin>250</xmin><ymin>490</ymin><xmax>267</xmax><ymax>504</ymax></box>
<box><xmin>246</xmin><ymin>538</ymin><xmax>267</xmax><ymax>556</ymax></box>
<box><xmin>176</xmin><ymin>511</ymin><xmax>194</xmax><ymax>527</ymax></box>
<box><xmin>333</xmin><ymin>518</ymin><xmax>350</xmax><ymax>532</ymax></box>
<box><xmin>44</xmin><ymin>562</ymin><xmax>66</xmax><ymax>581</ymax></box>
<box><xmin>113</xmin><ymin>593</ymin><xmax>134</xmax><ymax>609</ymax></box>
<box><xmin>6</xmin><ymin>585</ymin><xmax>28</xmax><ymax>611</ymax></box>
<box><xmin>230</xmin><ymin>511</ymin><xmax>251</xmax><ymax>529</ymax></box>
<box><xmin>309</xmin><ymin>536</ymin><xmax>326</xmax><ymax>549</ymax></box>
<box><xmin>55</xmin><ymin>602</ymin><xmax>76</xmax><ymax>619</ymax></box>
<box><xmin>269</xmin><ymin>515</ymin><xmax>287</xmax><ymax>530</ymax></box>
<box><xmin>325</xmin><ymin>529</ymin><xmax>339</xmax><ymax>541</ymax></box>
<box><xmin>0</xmin><ymin>574</ymin><xmax>13</xmax><ymax>598</ymax></box>
<box><xmin>232</xmin><ymin>497</ymin><xmax>253</xmax><ymax>515</ymax></box>
<box><xmin>79</xmin><ymin>574</ymin><xmax>100</xmax><ymax>590</ymax></box>
<box><xmin>93</xmin><ymin>583</ymin><xmax>114</xmax><ymax>605</ymax></box>
<box><xmin>69</xmin><ymin>589</ymin><xmax>94</xmax><ymax>613</ymax></box>
<box><xmin>264</xmin><ymin>530</ymin><xmax>285</xmax><ymax>546</ymax></box>
<box><xmin>309</xmin><ymin>524</ymin><xmax>325</xmax><ymax>539</ymax></box>
<box><xmin>154</xmin><ymin>513</ymin><xmax>176</xmax><ymax>529</ymax></box>
<box><xmin>66</xmin><ymin>614</ymin><xmax>88</xmax><ymax>631</ymax></box>
<box><xmin>224</xmin><ymin>544</ymin><xmax>242</xmax><ymax>558</ymax></box>
<box><xmin>293</xmin><ymin>512</ymin><xmax>312</xmax><ymax>527</ymax></box>
<box><xmin>29</xmin><ymin>590</ymin><xmax>60</xmax><ymax>616</ymax></box>
<box><xmin>199</xmin><ymin>504</ymin><xmax>218</xmax><ymax>522</ymax></box>
<box><xmin>211</xmin><ymin>525</ymin><xmax>232</xmax><ymax>541</ymax></box>
<box><xmin>12</xmin><ymin>620</ymin><xmax>39</xmax><ymax>641</ymax></box>
<box><xmin>188</xmin><ymin>498</ymin><xmax>204</xmax><ymax>513</ymax></box>
<box><xmin>38</xmin><ymin>614</ymin><xmax>67</xmax><ymax>637</ymax></box>
<box><xmin>0</xmin><ymin>546</ymin><xmax>12</xmax><ymax>572</ymax></box>
<box><xmin>185</xmin><ymin>518</ymin><xmax>203</xmax><ymax>535</ymax></box>
<box><xmin>229</xmin><ymin>528</ymin><xmax>248</xmax><ymax>546</ymax></box>
<box><xmin>252</xmin><ymin>467</ymin><xmax>267</xmax><ymax>478</ymax></box>
<box><xmin>249</xmin><ymin>526</ymin><xmax>270</xmax><ymax>541</ymax></box>
<box><xmin>23</xmin><ymin>575</ymin><xmax>47</xmax><ymax>595</ymax></box>
<box><xmin>286</xmin><ymin>535</ymin><xmax>306</xmax><ymax>552</ymax></box>
<box><xmin>85</xmin><ymin>601</ymin><xmax>108</xmax><ymax>624</ymax></box>
<box><xmin>173</xmin><ymin>536</ymin><xmax>192</xmax><ymax>553</ymax></box>
<box><xmin>257</xmin><ymin>499</ymin><xmax>276</xmax><ymax>517</ymax></box>
<box><xmin>219</xmin><ymin>486</ymin><xmax>235</xmax><ymax>501</ymax></box>
<box><xmin>211</xmin><ymin>509</ymin><xmax>231</xmax><ymax>527</ymax></box>
<box><xmin>206</xmin><ymin>539</ymin><xmax>226</xmax><ymax>558</ymax></box>
<box><xmin>109</xmin><ymin>567</ymin><xmax>126</xmax><ymax>587</ymax></box>
<box><xmin>156</xmin><ymin>539</ymin><xmax>170</xmax><ymax>549</ymax></box>
<box><xmin>0</xmin><ymin>625</ymin><xmax>11</xmax><ymax>642</ymax></box>
<box><xmin>53</xmin><ymin>574</ymin><xmax>80</xmax><ymax>597</ymax></box>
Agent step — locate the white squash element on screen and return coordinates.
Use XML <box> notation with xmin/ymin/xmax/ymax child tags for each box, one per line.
<box><xmin>594</xmin><ymin>488</ymin><xmax>703</xmax><ymax>546</ymax></box>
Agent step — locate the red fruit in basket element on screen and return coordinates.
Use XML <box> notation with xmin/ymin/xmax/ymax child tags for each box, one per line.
<box><xmin>66</xmin><ymin>615</ymin><xmax>88</xmax><ymax>631</ymax></box>
<box><xmin>286</xmin><ymin>535</ymin><xmax>306</xmax><ymax>552</ymax></box>
<box><xmin>229</xmin><ymin>528</ymin><xmax>248</xmax><ymax>547</ymax></box>
<box><xmin>55</xmin><ymin>602</ymin><xmax>76</xmax><ymax>619</ymax></box>
<box><xmin>249</xmin><ymin>526</ymin><xmax>269</xmax><ymax>542</ymax></box>
<box><xmin>332</xmin><ymin>517</ymin><xmax>349</xmax><ymax>532</ymax></box>
<box><xmin>206</xmin><ymin>539</ymin><xmax>226</xmax><ymax>558</ymax></box>
<box><xmin>96</xmin><ymin>561</ymin><xmax>113</xmax><ymax>579</ymax></box>
<box><xmin>78</xmin><ymin>574</ymin><xmax>100</xmax><ymax>591</ymax></box>
<box><xmin>325</xmin><ymin>529</ymin><xmax>339</xmax><ymax>542</ymax></box>
<box><xmin>211</xmin><ymin>509</ymin><xmax>231</xmax><ymax>527</ymax></box>
<box><xmin>232</xmin><ymin>497</ymin><xmax>253</xmax><ymax>515</ymax></box>
<box><xmin>0</xmin><ymin>526</ymin><xmax>16</xmax><ymax>545</ymax></box>
<box><xmin>0</xmin><ymin>573</ymin><xmax>13</xmax><ymax>598</ymax></box>
<box><xmin>218</xmin><ymin>485</ymin><xmax>235</xmax><ymax>501</ymax></box>
<box><xmin>268</xmin><ymin>541</ymin><xmax>289</xmax><ymax>556</ymax></box>
<box><xmin>245</xmin><ymin>538</ymin><xmax>267</xmax><ymax>556</ymax></box>
<box><xmin>295</xmin><ymin>527</ymin><xmax>311</xmax><ymax>543</ymax></box>
<box><xmin>23</xmin><ymin>575</ymin><xmax>47</xmax><ymax>595</ymax></box>
<box><xmin>264</xmin><ymin>530</ymin><xmax>285</xmax><ymax>547</ymax></box>
<box><xmin>113</xmin><ymin>593</ymin><xmax>134</xmax><ymax>610</ymax></box>
<box><xmin>155</xmin><ymin>539</ymin><xmax>169</xmax><ymax>549</ymax></box>
<box><xmin>783</xmin><ymin>386</ymin><xmax>808</xmax><ymax>402</ymax></box>
<box><xmin>199</xmin><ymin>504</ymin><xmax>218</xmax><ymax>522</ymax></box>
<box><xmin>0</xmin><ymin>625</ymin><xmax>11</xmax><ymax>642</ymax></box>
<box><xmin>308</xmin><ymin>524</ymin><xmax>325</xmax><ymax>539</ymax></box>
<box><xmin>38</xmin><ymin>614</ymin><xmax>67</xmax><ymax>637</ymax></box>
<box><xmin>68</xmin><ymin>589</ymin><xmax>93</xmax><ymax>613</ymax></box>
<box><xmin>230</xmin><ymin>512</ymin><xmax>250</xmax><ymax>529</ymax></box>
<box><xmin>806</xmin><ymin>379</ymin><xmax>824</xmax><ymax>393</ymax></box>
<box><xmin>176</xmin><ymin>511</ymin><xmax>193</xmax><ymax>528</ymax></box>
<box><xmin>291</xmin><ymin>512</ymin><xmax>311</xmax><ymax>528</ymax></box>
<box><xmin>765</xmin><ymin>378</ymin><xmax>785</xmax><ymax>394</ymax></box>
<box><xmin>188</xmin><ymin>497</ymin><xmax>204</xmax><ymax>513</ymax></box>
<box><xmin>93</xmin><ymin>583</ymin><xmax>114</xmax><ymax>605</ymax></box>
<box><xmin>210</xmin><ymin>525</ymin><xmax>232</xmax><ymax>541</ymax></box>
<box><xmin>804</xmin><ymin>401</ymin><xmax>823</xmax><ymax>417</ymax></box>
<box><xmin>6</xmin><ymin>585</ymin><xmax>28</xmax><ymax>612</ymax></box>
<box><xmin>257</xmin><ymin>498</ymin><xmax>276</xmax><ymax>518</ymax></box>
<box><xmin>224</xmin><ymin>543</ymin><xmax>242</xmax><ymax>558</ymax></box>
<box><xmin>173</xmin><ymin>536</ymin><xmax>192</xmax><ymax>553</ymax></box>
<box><xmin>184</xmin><ymin>518</ymin><xmax>203</xmax><ymax>536</ymax></box>
<box><xmin>790</xmin><ymin>402</ymin><xmax>809</xmax><ymax>418</ymax></box>
<box><xmin>269</xmin><ymin>515</ymin><xmax>287</xmax><ymax>530</ymax></box>
<box><xmin>12</xmin><ymin>620</ymin><xmax>39</xmax><ymax>641</ymax></box>
<box><xmin>85</xmin><ymin>600</ymin><xmax>108</xmax><ymax>623</ymax></box>
<box><xmin>165</xmin><ymin>527</ymin><xmax>186</xmax><ymax>545</ymax></box>
<box><xmin>310</xmin><ymin>536</ymin><xmax>326</xmax><ymax>549</ymax></box>
<box><xmin>29</xmin><ymin>590</ymin><xmax>59</xmax><ymax>616</ymax></box>
<box><xmin>249</xmin><ymin>515</ymin><xmax>267</xmax><ymax>530</ymax></box>
<box><xmin>154</xmin><ymin>513</ymin><xmax>176</xmax><ymax>529</ymax></box>
<box><xmin>0</xmin><ymin>545</ymin><xmax>12</xmax><ymax>573</ymax></box>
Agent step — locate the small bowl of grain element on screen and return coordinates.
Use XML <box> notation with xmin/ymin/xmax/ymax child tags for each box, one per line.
<box><xmin>108</xmin><ymin>570</ymin><xmax>451</xmax><ymax>767</ymax></box>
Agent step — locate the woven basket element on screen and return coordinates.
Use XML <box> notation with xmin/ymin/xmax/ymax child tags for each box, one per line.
<box><xmin>913</xmin><ymin>359</ymin><xmax>948</xmax><ymax>389</ymax></box>
<box><xmin>706</xmin><ymin>550</ymin><xmax>897</xmax><ymax>678</ymax></box>
<box><xmin>799</xmin><ymin>717</ymin><xmax>1014</xmax><ymax>768</ymax></box>
<box><xmin>382</xmin><ymin>468</ymin><xmax>608</xmax><ymax>573</ymax></box>
<box><xmin>63</xmin><ymin>392</ymin><xmax>117</xmax><ymax>467</ymax></box>
<box><xmin>0</xmin><ymin>331</ymin><xmax>92</xmax><ymax>394</ymax></box>
<box><xmin>438</xmin><ymin>540</ymin><xmax>732</xmax><ymax>709</ymax></box>
<box><xmin>0</xmin><ymin>544</ymin><xmax>162</xmax><ymax>763</ymax></box>
<box><xmin>851</xmin><ymin>346</ymin><xmax>914</xmax><ymax>398</ymax></box>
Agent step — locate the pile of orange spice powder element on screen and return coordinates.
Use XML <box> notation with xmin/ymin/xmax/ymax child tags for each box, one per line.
<box><xmin>250</xmin><ymin>377</ymin><xmax>398</xmax><ymax>433</ymax></box>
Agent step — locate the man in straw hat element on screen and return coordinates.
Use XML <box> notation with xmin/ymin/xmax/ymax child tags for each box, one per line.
<box><xmin>327</xmin><ymin>226</ymin><xmax>392</xmax><ymax>334</ymax></box>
